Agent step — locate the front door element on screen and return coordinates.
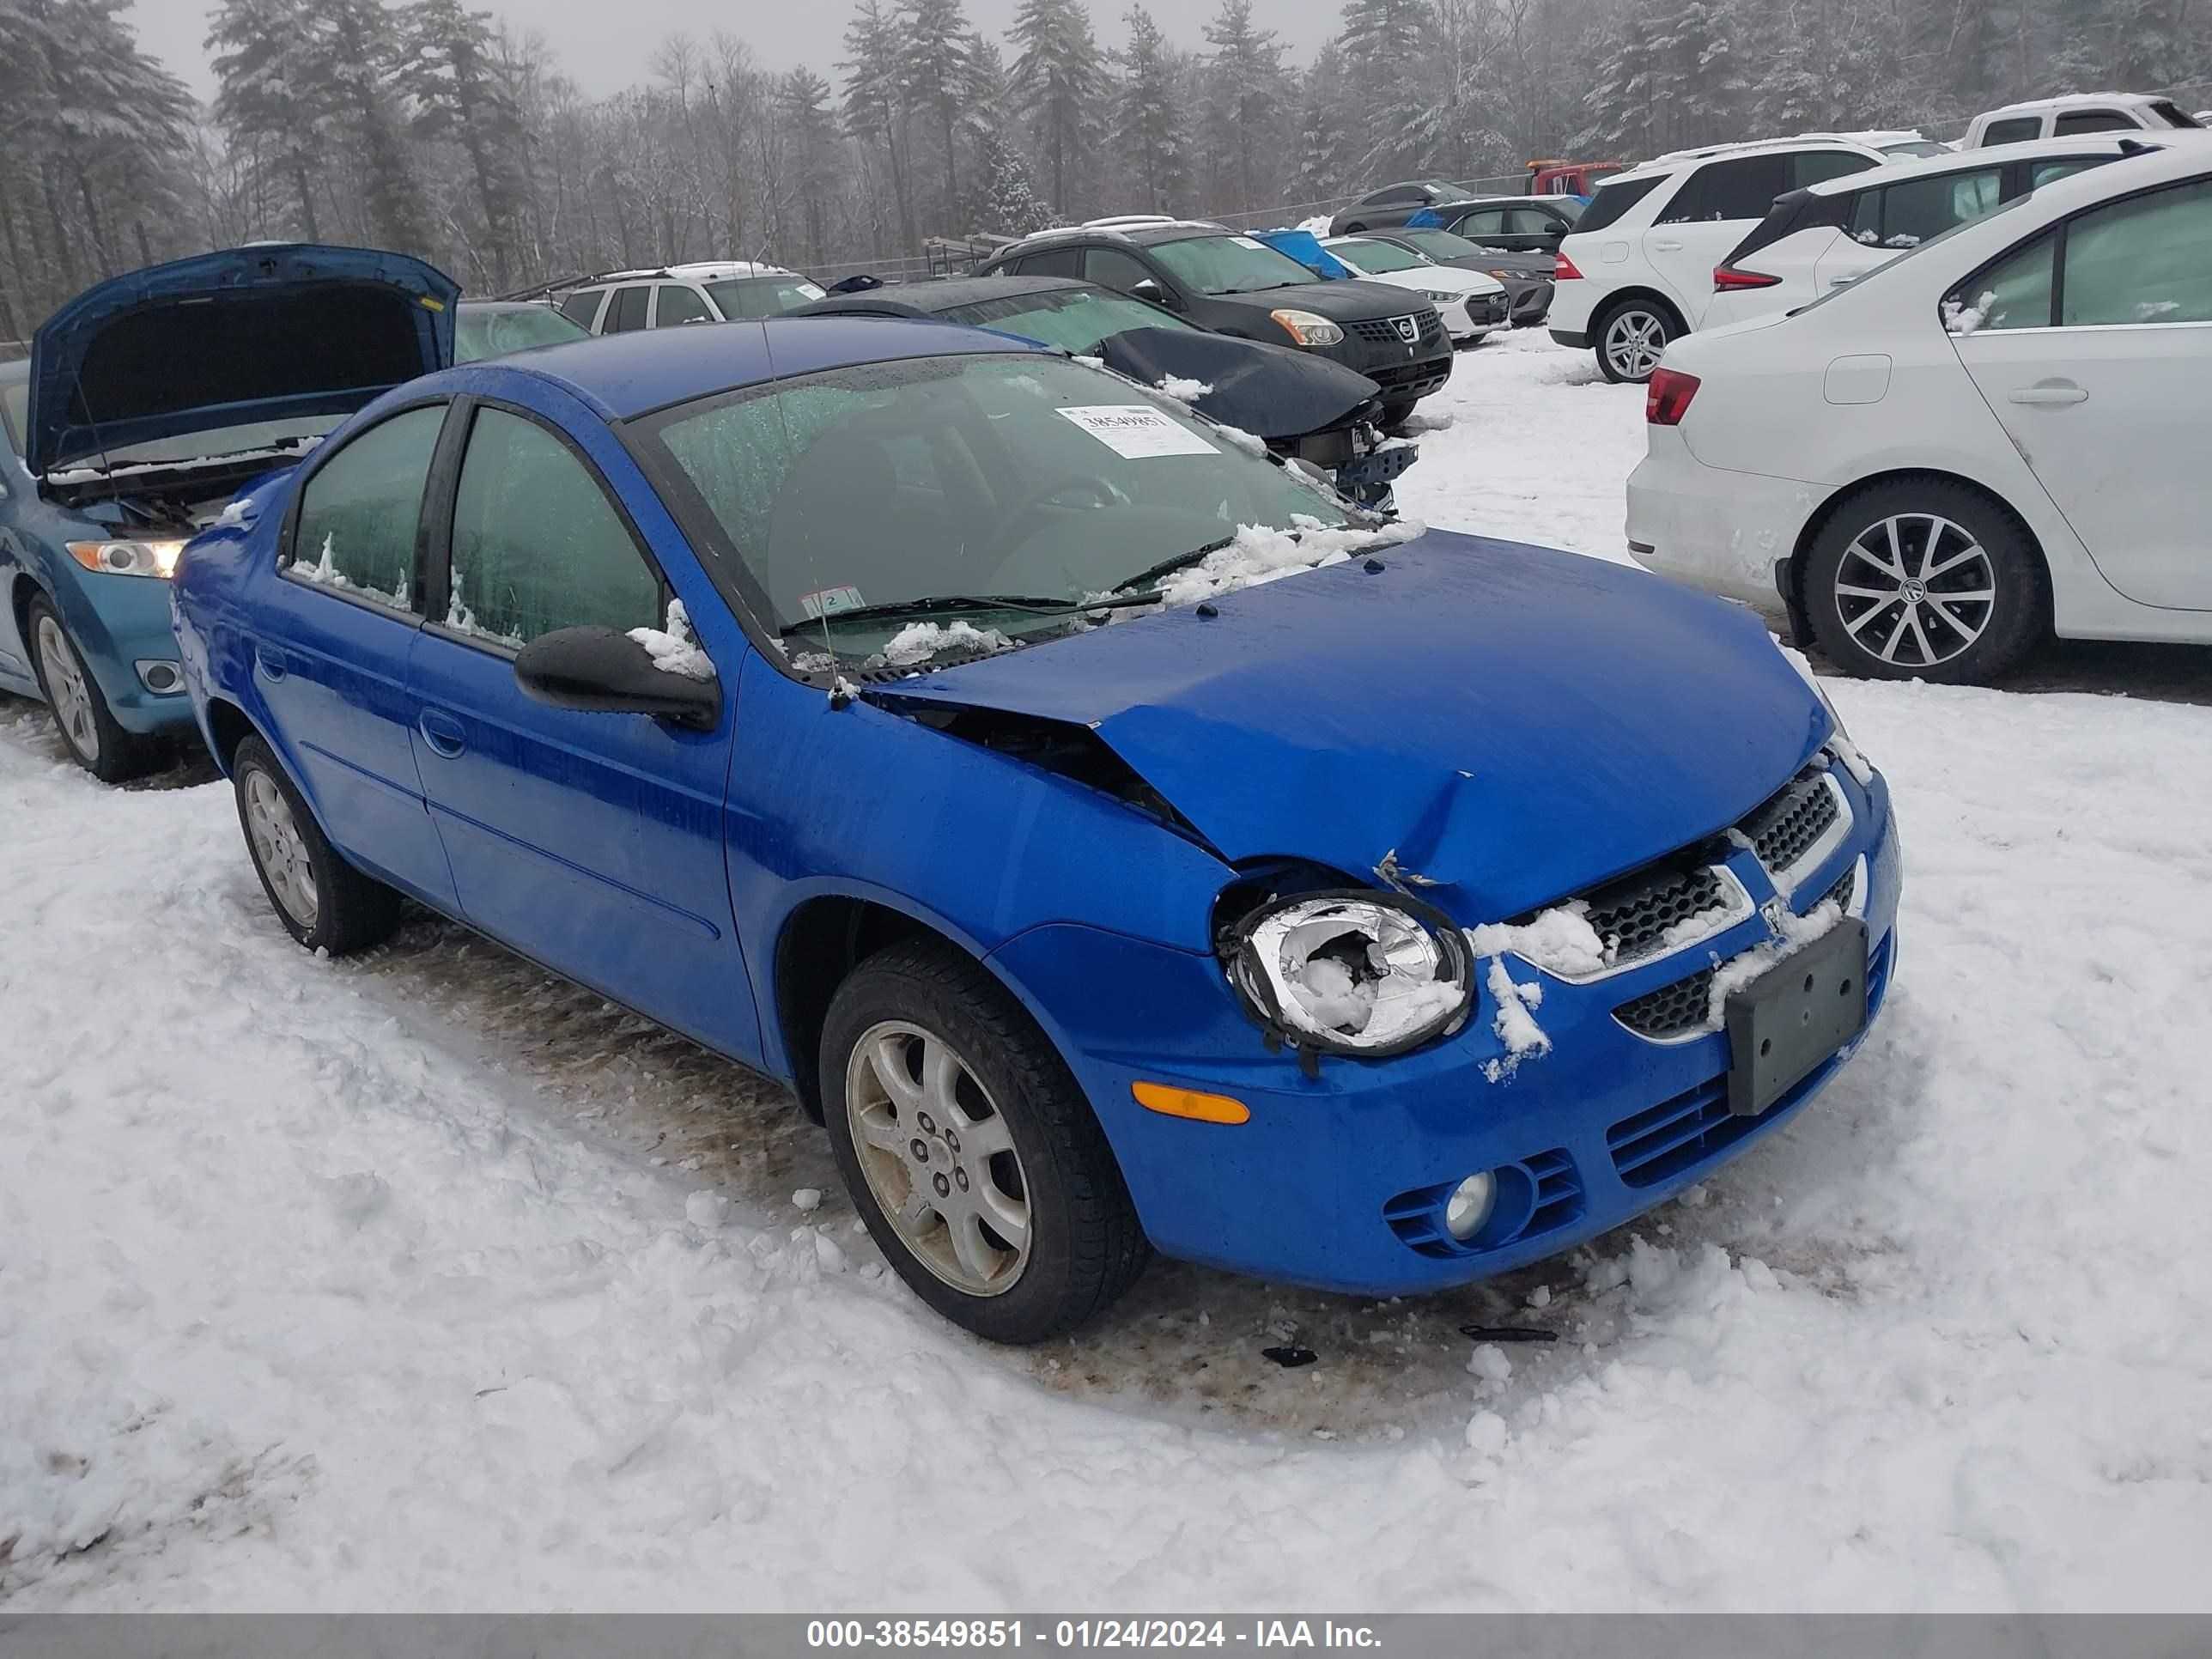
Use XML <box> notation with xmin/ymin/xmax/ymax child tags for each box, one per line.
<box><xmin>406</xmin><ymin>398</ymin><xmax>760</xmax><ymax>1058</ymax></box>
<box><xmin>1953</xmin><ymin>175</ymin><xmax>2212</xmax><ymax>611</ymax></box>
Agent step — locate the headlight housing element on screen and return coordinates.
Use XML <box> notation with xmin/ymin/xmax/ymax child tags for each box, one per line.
<box><xmin>1270</xmin><ymin>308</ymin><xmax>1346</xmax><ymax>349</ymax></box>
<box><xmin>1425</xmin><ymin>289</ymin><xmax>1463</xmax><ymax>304</ymax></box>
<box><xmin>1224</xmin><ymin>890</ymin><xmax>1474</xmax><ymax>1056</ymax></box>
<box><xmin>66</xmin><ymin>538</ymin><xmax>185</xmax><ymax>580</ymax></box>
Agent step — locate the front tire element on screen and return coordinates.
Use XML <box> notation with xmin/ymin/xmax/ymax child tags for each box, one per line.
<box><xmin>1595</xmin><ymin>299</ymin><xmax>1675</xmax><ymax>383</ymax></box>
<box><xmin>820</xmin><ymin>939</ymin><xmax>1148</xmax><ymax>1344</ymax></box>
<box><xmin>1803</xmin><ymin>480</ymin><xmax>2046</xmax><ymax>684</ymax></box>
<box><xmin>27</xmin><ymin>597</ymin><xmax>159</xmax><ymax>783</ymax></box>
<box><xmin>232</xmin><ymin>734</ymin><xmax>403</xmax><ymax>953</ymax></box>
<box><xmin>1380</xmin><ymin>399</ymin><xmax>1419</xmax><ymax>434</ymax></box>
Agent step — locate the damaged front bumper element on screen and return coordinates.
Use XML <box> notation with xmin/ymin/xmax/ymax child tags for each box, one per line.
<box><xmin>987</xmin><ymin>763</ymin><xmax>1900</xmax><ymax>1296</ymax></box>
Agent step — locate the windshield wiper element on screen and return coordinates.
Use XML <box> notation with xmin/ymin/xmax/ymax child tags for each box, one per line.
<box><xmin>1109</xmin><ymin>535</ymin><xmax>1237</xmax><ymax>596</ymax></box>
<box><xmin>775</xmin><ymin>592</ymin><xmax>1167</xmax><ymax>636</ymax></box>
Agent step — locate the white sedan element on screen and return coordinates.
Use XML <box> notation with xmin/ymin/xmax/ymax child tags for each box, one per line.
<box><xmin>1625</xmin><ymin>141</ymin><xmax>2212</xmax><ymax>683</ymax></box>
<box><xmin>1320</xmin><ymin>235</ymin><xmax>1510</xmax><ymax>342</ymax></box>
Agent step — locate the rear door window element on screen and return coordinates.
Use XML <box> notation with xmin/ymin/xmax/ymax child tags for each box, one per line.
<box><xmin>1790</xmin><ymin>150</ymin><xmax>1879</xmax><ymax>189</ymax></box>
<box><xmin>445</xmin><ymin>407</ymin><xmax>662</xmax><ymax>647</ymax></box>
<box><xmin>1981</xmin><ymin>118</ymin><xmax>2042</xmax><ymax>145</ymax></box>
<box><xmin>559</xmin><ymin>289</ymin><xmax>605</xmax><ymax>329</ymax></box>
<box><xmin>288</xmin><ymin>404</ymin><xmax>447</xmax><ymax>607</ymax></box>
<box><xmin>605</xmin><ymin>285</ymin><xmax>651</xmax><ymax>333</ymax></box>
<box><xmin>1015</xmin><ymin>247</ymin><xmax>1085</xmax><ymax>279</ymax></box>
<box><xmin>2054</xmin><ymin>110</ymin><xmax>2135</xmax><ymax>136</ymax></box>
<box><xmin>1657</xmin><ymin>155</ymin><xmax>1790</xmax><ymax>224</ymax></box>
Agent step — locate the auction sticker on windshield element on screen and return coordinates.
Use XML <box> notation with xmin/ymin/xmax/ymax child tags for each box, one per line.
<box><xmin>1055</xmin><ymin>404</ymin><xmax>1219</xmax><ymax>459</ymax></box>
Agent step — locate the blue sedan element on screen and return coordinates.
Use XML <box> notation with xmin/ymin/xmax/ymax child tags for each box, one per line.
<box><xmin>172</xmin><ymin>319</ymin><xmax>1899</xmax><ymax>1342</ymax></box>
<box><xmin>1</xmin><ymin>244</ymin><xmax>455</xmax><ymax>781</ymax></box>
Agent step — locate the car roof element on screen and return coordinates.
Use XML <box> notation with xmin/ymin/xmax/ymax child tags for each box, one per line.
<box><xmin>804</xmin><ymin>275</ymin><xmax>1091</xmax><ymax>314</ymax></box>
<box><xmin>423</xmin><ymin>313</ymin><xmax>1048</xmax><ymax>422</ymax></box>
<box><xmin>1802</xmin><ymin>131</ymin><xmax>2169</xmax><ymax>194</ymax></box>
<box><xmin>1434</xmin><ymin>193</ymin><xmax>1565</xmax><ymax>210</ymax></box>
<box><xmin>458</xmin><ymin>298</ymin><xmax>562</xmax><ymax>313</ymax></box>
<box><xmin>1622</xmin><ymin>134</ymin><xmax>1883</xmax><ymax>180</ymax></box>
<box><xmin>1978</xmin><ymin>91</ymin><xmax>2171</xmax><ymax>118</ymax></box>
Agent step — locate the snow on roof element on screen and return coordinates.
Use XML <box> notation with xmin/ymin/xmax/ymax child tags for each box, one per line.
<box><xmin>588</xmin><ymin>260</ymin><xmax>795</xmax><ymax>284</ymax></box>
<box><xmin>1801</xmin><ymin>131</ymin><xmax>2172</xmax><ymax>194</ymax></box>
<box><xmin>1977</xmin><ymin>91</ymin><xmax>2172</xmax><ymax>117</ymax></box>
<box><xmin>1622</xmin><ymin>132</ymin><xmax>1881</xmax><ymax>179</ymax></box>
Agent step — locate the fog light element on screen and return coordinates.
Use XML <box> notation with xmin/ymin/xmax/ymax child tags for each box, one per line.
<box><xmin>1445</xmin><ymin>1172</ymin><xmax>1498</xmax><ymax>1240</ymax></box>
<box><xmin>135</xmin><ymin>659</ymin><xmax>183</xmax><ymax>695</ymax></box>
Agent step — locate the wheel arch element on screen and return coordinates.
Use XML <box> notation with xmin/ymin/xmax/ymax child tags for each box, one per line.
<box><xmin>1782</xmin><ymin>466</ymin><xmax>2055</xmax><ymax>638</ymax></box>
<box><xmin>201</xmin><ymin>695</ymin><xmax>262</xmax><ymax>777</ymax></box>
<box><xmin>1593</xmin><ymin>286</ymin><xmax>1688</xmax><ymax>337</ymax></box>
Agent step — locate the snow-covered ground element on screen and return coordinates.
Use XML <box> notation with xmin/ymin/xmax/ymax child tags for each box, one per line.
<box><xmin>7</xmin><ymin>329</ymin><xmax>2212</xmax><ymax>1611</ymax></box>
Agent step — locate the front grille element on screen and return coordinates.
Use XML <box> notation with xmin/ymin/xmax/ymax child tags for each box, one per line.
<box><xmin>1607</xmin><ymin>933</ymin><xmax>1893</xmax><ymax>1184</ymax></box>
<box><xmin>1583</xmin><ymin>859</ymin><xmax>1730</xmax><ymax>963</ymax></box>
<box><xmin>1349</xmin><ymin>310</ymin><xmax>1446</xmax><ymax>347</ymax></box>
<box><xmin>1824</xmin><ymin>863</ymin><xmax>1856</xmax><ymax>913</ymax></box>
<box><xmin>1366</xmin><ymin>362</ymin><xmax>1449</xmax><ymax>394</ymax></box>
<box><xmin>1383</xmin><ymin>1147</ymin><xmax>1583</xmax><ymax>1259</ymax></box>
<box><xmin>1614</xmin><ymin>966</ymin><xmax>1717</xmax><ymax>1041</ymax></box>
<box><xmin>1741</xmin><ymin>770</ymin><xmax>1840</xmax><ymax>879</ymax></box>
<box><xmin>1468</xmin><ymin>294</ymin><xmax>1508</xmax><ymax>324</ymax></box>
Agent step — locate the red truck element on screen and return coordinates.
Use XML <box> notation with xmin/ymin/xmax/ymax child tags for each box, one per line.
<box><xmin>1524</xmin><ymin>159</ymin><xmax>1625</xmax><ymax>198</ymax></box>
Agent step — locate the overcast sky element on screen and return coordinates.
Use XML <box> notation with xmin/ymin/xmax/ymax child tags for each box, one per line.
<box><xmin>128</xmin><ymin>0</ymin><xmax>1350</xmax><ymax>101</ymax></box>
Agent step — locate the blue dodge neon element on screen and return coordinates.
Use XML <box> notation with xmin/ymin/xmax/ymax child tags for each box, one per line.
<box><xmin>173</xmin><ymin>277</ymin><xmax>1899</xmax><ymax>1343</ymax></box>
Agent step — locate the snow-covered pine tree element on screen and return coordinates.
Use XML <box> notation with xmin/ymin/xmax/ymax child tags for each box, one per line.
<box><xmin>1339</xmin><ymin>0</ymin><xmax>1437</xmax><ymax>182</ymax></box>
<box><xmin>780</xmin><ymin>68</ymin><xmax>842</xmax><ymax>265</ymax></box>
<box><xmin>975</xmin><ymin>125</ymin><xmax>1057</xmax><ymax>234</ymax></box>
<box><xmin>1202</xmin><ymin>0</ymin><xmax>1288</xmax><ymax>216</ymax></box>
<box><xmin>1116</xmin><ymin>6</ymin><xmax>1192</xmax><ymax>214</ymax></box>
<box><xmin>841</xmin><ymin>0</ymin><xmax>917</xmax><ymax>253</ymax></box>
<box><xmin>207</xmin><ymin>0</ymin><xmax>333</xmax><ymax>242</ymax></box>
<box><xmin>1009</xmin><ymin>0</ymin><xmax>1104</xmax><ymax>220</ymax></box>
<box><xmin>403</xmin><ymin>0</ymin><xmax>528</xmax><ymax>287</ymax></box>
<box><xmin>900</xmin><ymin>0</ymin><xmax>982</xmax><ymax>236</ymax></box>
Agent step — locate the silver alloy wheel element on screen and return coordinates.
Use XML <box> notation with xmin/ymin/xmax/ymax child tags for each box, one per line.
<box><xmin>243</xmin><ymin>768</ymin><xmax>319</xmax><ymax>929</ymax></box>
<box><xmin>845</xmin><ymin>1019</ymin><xmax>1032</xmax><ymax>1297</ymax></box>
<box><xmin>1833</xmin><ymin>513</ymin><xmax>1996</xmax><ymax>668</ymax></box>
<box><xmin>34</xmin><ymin>614</ymin><xmax>99</xmax><ymax>764</ymax></box>
<box><xmin>1603</xmin><ymin>307</ymin><xmax>1667</xmax><ymax>379</ymax></box>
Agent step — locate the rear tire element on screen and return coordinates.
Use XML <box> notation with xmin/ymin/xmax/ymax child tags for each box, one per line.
<box><xmin>820</xmin><ymin>939</ymin><xmax>1148</xmax><ymax>1344</ymax></box>
<box><xmin>27</xmin><ymin>596</ymin><xmax>160</xmax><ymax>784</ymax></box>
<box><xmin>1595</xmin><ymin>299</ymin><xmax>1675</xmax><ymax>384</ymax></box>
<box><xmin>232</xmin><ymin>734</ymin><xmax>404</xmax><ymax>953</ymax></box>
<box><xmin>1802</xmin><ymin>479</ymin><xmax>2046</xmax><ymax>684</ymax></box>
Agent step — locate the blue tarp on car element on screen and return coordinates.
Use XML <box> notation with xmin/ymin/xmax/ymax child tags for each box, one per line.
<box><xmin>1249</xmin><ymin>229</ymin><xmax>1358</xmax><ymax>280</ymax></box>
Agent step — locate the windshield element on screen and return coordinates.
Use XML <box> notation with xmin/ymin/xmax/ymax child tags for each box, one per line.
<box><xmin>706</xmin><ymin>276</ymin><xmax>830</xmax><ymax>319</ymax></box>
<box><xmin>637</xmin><ymin>352</ymin><xmax>1351</xmax><ymax>653</ymax></box>
<box><xmin>1149</xmin><ymin>234</ymin><xmax>1319</xmax><ymax>295</ymax></box>
<box><xmin>455</xmin><ymin>305</ymin><xmax>590</xmax><ymax>362</ymax></box>
<box><xmin>944</xmin><ymin>287</ymin><xmax>1197</xmax><ymax>351</ymax></box>
<box><xmin>1331</xmin><ymin>238</ymin><xmax>1429</xmax><ymax>274</ymax></box>
<box><xmin>1398</xmin><ymin>229</ymin><xmax>1484</xmax><ymax>260</ymax></box>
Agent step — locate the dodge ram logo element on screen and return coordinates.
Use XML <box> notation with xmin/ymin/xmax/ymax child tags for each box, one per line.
<box><xmin>1391</xmin><ymin>314</ymin><xmax>1420</xmax><ymax>344</ymax></box>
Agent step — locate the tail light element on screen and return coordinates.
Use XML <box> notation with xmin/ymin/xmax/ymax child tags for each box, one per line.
<box><xmin>1645</xmin><ymin>368</ymin><xmax>1701</xmax><ymax>425</ymax></box>
<box><xmin>1713</xmin><ymin>264</ymin><xmax>1781</xmax><ymax>291</ymax></box>
<box><xmin>1553</xmin><ymin>250</ymin><xmax>1584</xmax><ymax>281</ymax></box>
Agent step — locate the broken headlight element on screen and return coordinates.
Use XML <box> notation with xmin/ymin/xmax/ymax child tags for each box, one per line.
<box><xmin>1224</xmin><ymin>891</ymin><xmax>1474</xmax><ymax>1056</ymax></box>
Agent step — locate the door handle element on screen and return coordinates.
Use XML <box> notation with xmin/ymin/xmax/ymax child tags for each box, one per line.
<box><xmin>1650</xmin><ymin>239</ymin><xmax>1684</xmax><ymax>252</ymax></box>
<box><xmin>417</xmin><ymin>708</ymin><xmax>467</xmax><ymax>758</ymax></box>
<box><xmin>254</xmin><ymin>646</ymin><xmax>288</xmax><ymax>683</ymax></box>
<box><xmin>1827</xmin><ymin>272</ymin><xmax>1863</xmax><ymax>288</ymax></box>
<box><xmin>2007</xmin><ymin>381</ymin><xmax>2087</xmax><ymax>406</ymax></box>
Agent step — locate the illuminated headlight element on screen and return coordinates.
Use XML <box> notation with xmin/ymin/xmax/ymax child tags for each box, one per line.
<box><xmin>1269</xmin><ymin>308</ymin><xmax>1346</xmax><ymax>349</ymax></box>
<box><xmin>66</xmin><ymin>538</ymin><xmax>185</xmax><ymax>580</ymax></box>
<box><xmin>1445</xmin><ymin>1173</ymin><xmax>1498</xmax><ymax>1240</ymax></box>
<box><xmin>1224</xmin><ymin>892</ymin><xmax>1474</xmax><ymax>1055</ymax></box>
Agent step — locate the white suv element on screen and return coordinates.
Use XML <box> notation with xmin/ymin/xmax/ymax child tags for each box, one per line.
<box><xmin>1703</xmin><ymin>135</ymin><xmax>2160</xmax><ymax>327</ymax></box>
<box><xmin>1547</xmin><ymin>137</ymin><xmax>1886</xmax><ymax>381</ymax></box>
<box><xmin>1962</xmin><ymin>93</ymin><xmax>2203</xmax><ymax>148</ymax></box>
<box><xmin>556</xmin><ymin>261</ymin><xmax>827</xmax><ymax>333</ymax></box>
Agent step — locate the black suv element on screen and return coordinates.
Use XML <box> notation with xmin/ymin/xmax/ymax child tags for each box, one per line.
<box><xmin>980</xmin><ymin>220</ymin><xmax>1453</xmax><ymax>426</ymax></box>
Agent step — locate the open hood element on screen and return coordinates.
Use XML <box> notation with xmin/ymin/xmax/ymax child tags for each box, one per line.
<box><xmin>28</xmin><ymin>244</ymin><xmax>459</xmax><ymax>477</ymax></box>
<box><xmin>871</xmin><ymin>531</ymin><xmax>1830</xmax><ymax>921</ymax></box>
<box><xmin>1090</xmin><ymin>326</ymin><xmax>1380</xmax><ymax>441</ymax></box>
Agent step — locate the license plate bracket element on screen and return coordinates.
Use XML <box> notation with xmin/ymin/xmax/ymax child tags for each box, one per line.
<box><xmin>1724</xmin><ymin>919</ymin><xmax>1869</xmax><ymax>1117</ymax></box>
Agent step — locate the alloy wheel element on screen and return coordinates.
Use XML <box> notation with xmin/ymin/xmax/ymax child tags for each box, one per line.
<box><xmin>1832</xmin><ymin>514</ymin><xmax>1996</xmax><ymax>669</ymax></box>
<box><xmin>845</xmin><ymin>1019</ymin><xmax>1032</xmax><ymax>1297</ymax></box>
<box><xmin>1603</xmin><ymin>308</ymin><xmax>1668</xmax><ymax>380</ymax></box>
<box><xmin>34</xmin><ymin>615</ymin><xmax>99</xmax><ymax>765</ymax></box>
<box><xmin>244</xmin><ymin>768</ymin><xmax>319</xmax><ymax>930</ymax></box>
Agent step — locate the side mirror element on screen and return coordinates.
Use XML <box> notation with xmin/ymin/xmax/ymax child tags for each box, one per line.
<box><xmin>1130</xmin><ymin>277</ymin><xmax>1176</xmax><ymax>309</ymax></box>
<box><xmin>514</xmin><ymin>625</ymin><xmax>720</xmax><ymax>727</ymax></box>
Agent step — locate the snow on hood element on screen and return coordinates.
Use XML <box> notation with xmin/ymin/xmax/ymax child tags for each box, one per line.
<box><xmin>28</xmin><ymin>243</ymin><xmax>459</xmax><ymax>476</ymax></box>
<box><xmin>869</xmin><ymin>529</ymin><xmax>1832</xmax><ymax>921</ymax></box>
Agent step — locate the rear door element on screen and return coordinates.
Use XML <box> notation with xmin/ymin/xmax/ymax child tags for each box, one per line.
<box><xmin>405</xmin><ymin>393</ymin><xmax>758</xmax><ymax>1054</ymax></box>
<box><xmin>1952</xmin><ymin>173</ymin><xmax>2212</xmax><ymax>611</ymax></box>
<box><xmin>258</xmin><ymin>401</ymin><xmax>459</xmax><ymax>907</ymax></box>
<box><xmin>652</xmin><ymin>283</ymin><xmax>714</xmax><ymax>328</ymax></box>
<box><xmin>601</xmin><ymin>283</ymin><xmax>652</xmax><ymax>333</ymax></box>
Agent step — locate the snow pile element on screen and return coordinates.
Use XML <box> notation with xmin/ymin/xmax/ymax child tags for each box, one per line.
<box><xmin>1480</xmin><ymin>958</ymin><xmax>1549</xmax><ymax>1081</ymax></box>
<box><xmin>1942</xmin><ymin>289</ymin><xmax>1996</xmax><ymax>335</ymax></box>
<box><xmin>1468</xmin><ymin>901</ymin><xmax>1613</xmax><ymax>978</ymax></box>
<box><xmin>628</xmin><ymin>599</ymin><xmax>716</xmax><ymax>681</ymax></box>
<box><xmin>442</xmin><ymin>566</ymin><xmax>521</xmax><ymax>647</ymax></box>
<box><xmin>1296</xmin><ymin>214</ymin><xmax>1334</xmax><ymax>234</ymax></box>
<box><xmin>878</xmin><ymin>619</ymin><xmax>1013</xmax><ymax>666</ymax></box>
<box><xmin>1153</xmin><ymin>374</ymin><xmax>1213</xmax><ymax>403</ymax></box>
<box><xmin>1150</xmin><ymin>515</ymin><xmax>1420</xmax><ymax>608</ymax></box>
<box><xmin>212</xmin><ymin>497</ymin><xmax>255</xmax><ymax>529</ymax></box>
<box><xmin>1702</xmin><ymin>890</ymin><xmax>1848</xmax><ymax>1027</ymax></box>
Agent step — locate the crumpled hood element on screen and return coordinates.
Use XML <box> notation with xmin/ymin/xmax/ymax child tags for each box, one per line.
<box><xmin>873</xmin><ymin>530</ymin><xmax>1830</xmax><ymax>921</ymax></box>
<box><xmin>29</xmin><ymin>243</ymin><xmax>459</xmax><ymax>475</ymax></box>
<box><xmin>1091</xmin><ymin>325</ymin><xmax>1380</xmax><ymax>440</ymax></box>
